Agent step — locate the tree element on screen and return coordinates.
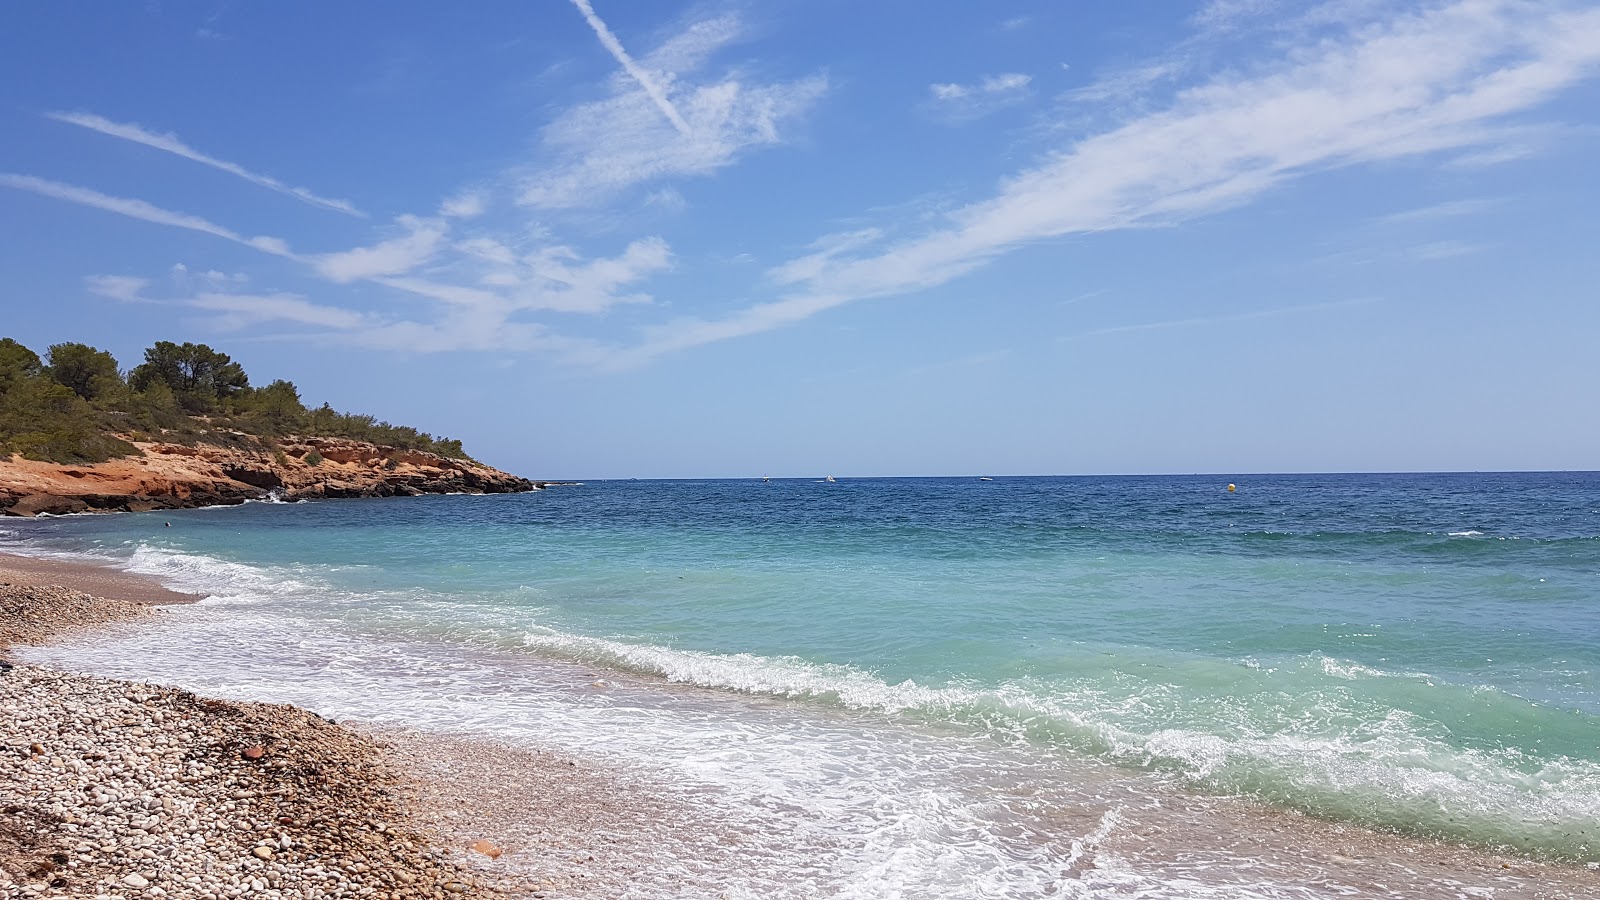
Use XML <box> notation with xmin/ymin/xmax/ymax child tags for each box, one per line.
<box><xmin>0</xmin><ymin>338</ymin><xmax>42</xmax><ymax>395</ymax></box>
<box><xmin>246</xmin><ymin>379</ymin><xmax>308</xmax><ymax>434</ymax></box>
<box><xmin>0</xmin><ymin>376</ymin><xmax>134</xmax><ymax>463</ymax></box>
<box><xmin>124</xmin><ymin>379</ymin><xmax>184</xmax><ymax>431</ymax></box>
<box><xmin>45</xmin><ymin>342</ymin><xmax>122</xmax><ymax>401</ymax></box>
<box><xmin>129</xmin><ymin>341</ymin><xmax>249</xmax><ymax>413</ymax></box>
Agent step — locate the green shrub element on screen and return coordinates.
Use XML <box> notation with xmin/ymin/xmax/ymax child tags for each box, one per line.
<box><xmin>303</xmin><ymin>450</ymin><xmax>324</xmax><ymax>466</ymax></box>
<box><xmin>6</xmin><ymin>429</ymin><xmax>137</xmax><ymax>465</ymax></box>
<box><xmin>1</xmin><ymin>336</ymin><xmax>480</xmax><ymax>464</ymax></box>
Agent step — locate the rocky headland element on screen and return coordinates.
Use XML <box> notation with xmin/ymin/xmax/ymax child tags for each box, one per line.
<box><xmin>1</xmin><ymin>436</ymin><xmax>546</xmax><ymax>518</ymax></box>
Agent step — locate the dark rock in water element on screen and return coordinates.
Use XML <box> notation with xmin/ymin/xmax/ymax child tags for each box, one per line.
<box><xmin>7</xmin><ymin>494</ymin><xmax>90</xmax><ymax>517</ymax></box>
<box><xmin>221</xmin><ymin>466</ymin><xmax>284</xmax><ymax>490</ymax></box>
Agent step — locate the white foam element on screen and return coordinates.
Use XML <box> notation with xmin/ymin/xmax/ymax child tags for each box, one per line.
<box><xmin>18</xmin><ymin>543</ymin><xmax>1600</xmax><ymax>885</ymax></box>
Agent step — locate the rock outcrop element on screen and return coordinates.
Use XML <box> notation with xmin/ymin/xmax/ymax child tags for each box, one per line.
<box><xmin>0</xmin><ymin>435</ymin><xmax>544</xmax><ymax>517</ymax></box>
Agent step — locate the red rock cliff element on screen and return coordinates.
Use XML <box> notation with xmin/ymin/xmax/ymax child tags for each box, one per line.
<box><xmin>0</xmin><ymin>436</ymin><xmax>543</xmax><ymax>517</ymax></box>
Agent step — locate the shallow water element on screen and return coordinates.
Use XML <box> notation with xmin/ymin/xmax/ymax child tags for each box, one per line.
<box><xmin>8</xmin><ymin>473</ymin><xmax>1600</xmax><ymax>896</ymax></box>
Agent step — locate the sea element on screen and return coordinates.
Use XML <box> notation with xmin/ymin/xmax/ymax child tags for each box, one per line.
<box><xmin>5</xmin><ymin>472</ymin><xmax>1599</xmax><ymax>898</ymax></box>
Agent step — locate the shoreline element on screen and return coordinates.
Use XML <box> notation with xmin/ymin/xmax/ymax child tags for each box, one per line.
<box><xmin>0</xmin><ymin>437</ymin><xmax>547</xmax><ymax>519</ymax></box>
<box><xmin>5</xmin><ymin>550</ymin><xmax>1600</xmax><ymax>898</ymax></box>
<box><xmin>1</xmin><ymin>556</ymin><xmax>551</xmax><ymax>898</ymax></box>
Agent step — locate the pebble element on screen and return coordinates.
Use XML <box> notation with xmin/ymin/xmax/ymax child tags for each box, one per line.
<box><xmin>0</xmin><ymin>581</ymin><xmax>502</xmax><ymax>898</ymax></box>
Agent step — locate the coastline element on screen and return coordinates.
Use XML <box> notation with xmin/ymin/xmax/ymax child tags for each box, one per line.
<box><xmin>0</xmin><ymin>438</ymin><xmax>544</xmax><ymax>518</ymax></box>
<box><xmin>1</xmin><ymin>555</ymin><xmax>556</xmax><ymax>898</ymax></box>
<box><xmin>5</xmin><ymin>550</ymin><xmax>1600</xmax><ymax>898</ymax></box>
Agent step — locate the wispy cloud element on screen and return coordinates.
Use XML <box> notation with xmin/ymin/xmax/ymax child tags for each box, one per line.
<box><xmin>520</xmin><ymin>13</ymin><xmax>826</xmax><ymax>209</ymax></box>
<box><xmin>621</xmin><ymin>0</ymin><xmax>1600</xmax><ymax>365</ymax></box>
<box><xmin>1402</xmin><ymin>239</ymin><xmax>1488</xmax><ymax>260</ymax></box>
<box><xmin>569</xmin><ymin>0</ymin><xmax>691</xmax><ymax>135</ymax></box>
<box><xmin>1192</xmin><ymin>0</ymin><xmax>1280</xmax><ymax>31</ymax></box>
<box><xmin>46</xmin><ymin>112</ymin><xmax>364</xmax><ymax>217</ymax></box>
<box><xmin>927</xmin><ymin>73</ymin><xmax>1032</xmax><ymax>122</ymax></box>
<box><xmin>930</xmin><ymin>73</ymin><xmax>1031</xmax><ymax>101</ymax></box>
<box><xmin>1066</xmin><ymin>296</ymin><xmax>1381</xmax><ymax>340</ymax></box>
<box><xmin>85</xmin><ymin>275</ymin><xmax>150</xmax><ymax>303</ymax></box>
<box><xmin>187</xmin><ymin>292</ymin><xmax>376</xmax><ymax>330</ymax></box>
<box><xmin>0</xmin><ymin>173</ymin><xmax>296</xmax><ymax>258</ymax></box>
<box><xmin>39</xmin><ymin>1</ymin><xmax>1600</xmax><ymax>373</ymax></box>
<box><xmin>86</xmin><ymin>275</ymin><xmax>384</xmax><ymax>335</ymax></box>
<box><xmin>901</xmin><ymin>349</ymin><xmax>1012</xmax><ymax>378</ymax></box>
<box><xmin>438</xmin><ymin>191</ymin><xmax>487</xmax><ymax>219</ymax></box>
<box><xmin>1378</xmin><ymin>198</ymin><xmax>1499</xmax><ymax>224</ymax></box>
<box><xmin>314</xmin><ymin>216</ymin><xmax>449</xmax><ymax>282</ymax></box>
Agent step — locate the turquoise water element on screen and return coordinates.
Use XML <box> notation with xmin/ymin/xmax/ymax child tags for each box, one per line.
<box><xmin>7</xmin><ymin>473</ymin><xmax>1600</xmax><ymax>895</ymax></box>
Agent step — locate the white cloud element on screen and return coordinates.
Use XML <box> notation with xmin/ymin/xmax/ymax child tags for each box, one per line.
<box><xmin>1404</xmin><ymin>239</ymin><xmax>1488</xmax><ymax>260</ymax></box>
<box><xmin>1378</xmin><ymin>197</ymin><xmax>1498</xmax><ymax>224</ymax></box>
<box><xmin>85</xmin><ymin>275</ymin><xmax>149</xmax><ymax>303</ymax></box>
<box><xmin>1192</xmin><ymin>0</ymin><xmax>1280</xmax><ymax>31</ymax></box>
<box><xmin>188</xmin><ymin>292</ymin><xmax>373</xmax><ymax>330</ymax></box>
<box><xmin>927</xmin><ymin>73</ymin><xmax>1033</xmax><ymax>122</ymax></box>
<box><xmin>0</xmin><ymin>173</ymin><xmax>296</xmax><ymax>258</ymax></box>
<box><xmin>569</xmin><ymin>0</ymin><xmax>691</xmax><ymax>135</ymax></box>
<box><xmin>314</xmin><ymin>216</ymin><xmax>448</xmax><ymax>282</ymax></box>
<box><xmin>643</xmin><ymin>187</ymin><xmax>688</xmax><ymax>214</ymax></box>
<box><xmin>615</xmin><ymin>0</ymin><xmax>1600</xmax><ymax>365</ymax></box>
<box><xmin>46</xmin><ymin>111</ymin><xmax>363</xmax><ymax>217</ymax></box>
<box><xmin>519</xmin><ymin>13</ymin><xmax>827</xmax><ymax>209</ymax></box>
<box><xmin>1064</xmin><ymin>61</ymin><xmax>1185</xmax><ymax>105</ymax></box>
<box><xmin>382</xmin><ymin>235</ymin><xmax>674</xmax><ymax>317</ymax></box>
<box><xmin>768</xmin><ymin>229</ymin><xmax>885</xmax><ymax>286</ymax></box>
<box><xmin>439</xmin><ymin>191</ymin><xmax>487</xmax><ymax>219</ymax></box>
<box><xmin>1067</xmin><ymin>296</ymin><xmax>1381</xmax><ymax>340</ymax></box>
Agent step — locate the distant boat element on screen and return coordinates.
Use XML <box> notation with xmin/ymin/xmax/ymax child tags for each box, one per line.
<box><xmin>978</xmin><ymin>477</ymin><xmax>994</xmax><ymax>481</ymax></box>
<box><xmin>824</xmin><ymin>475</ymin><xmax>837</xmax><ymax>483</ymax></box>
<box><xmin>762</xmin><ymin>475</ymin><xmax>770</xmax><ymax>483</ymax></box>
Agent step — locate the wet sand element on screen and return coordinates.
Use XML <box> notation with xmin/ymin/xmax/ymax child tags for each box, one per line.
<box><xmin>0</xmin><ymin>552</ymin><xmax>200</xmax><ymax>606</ymax></box>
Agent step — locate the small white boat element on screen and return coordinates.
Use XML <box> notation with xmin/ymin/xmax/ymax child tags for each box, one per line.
<box><xmin>824</xmin><ymin>475</ymin><xmax>837</xmax><ymax>483</ymax></box>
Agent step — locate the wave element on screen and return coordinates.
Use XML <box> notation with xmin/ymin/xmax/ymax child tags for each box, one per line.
<box><xmin>29</xmin><ymin>541</ymin><xmax>1600</xmax><ymax>862</ymax></box>
<box><xmin>514</xmin><ymin>626</ymin><xmax>1600</xmax><ymax>859</ymax></box>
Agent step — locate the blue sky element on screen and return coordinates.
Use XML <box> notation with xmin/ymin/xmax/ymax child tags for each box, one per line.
<box><xmin>3</xmin><ymin>1</ymin><xmax>1598</xmax><ymax>478</ymax></box>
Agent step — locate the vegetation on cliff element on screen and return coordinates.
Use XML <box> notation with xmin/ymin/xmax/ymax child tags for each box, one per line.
<box><xmin>0</xmin><ymin>338</ymin><xmax>469</xmax><ymax>464</ymax></box>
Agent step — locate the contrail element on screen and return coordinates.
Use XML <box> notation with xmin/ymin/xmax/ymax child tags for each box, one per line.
<box><xmin>569</xmin><ymin>0</ymin><xmax>692</xmax><ymax>136</ymax></box>
<box><xmin>47</xmin><ymin>111</ymin><xmax>365</xmax><ymax>217</ymax></box>
<box><xmin>0</xmin><ymin>173</ymin><xmax>296</xmax><ymax>258</ymax></box>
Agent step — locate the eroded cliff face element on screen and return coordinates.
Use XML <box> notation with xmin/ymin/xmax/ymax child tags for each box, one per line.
<box><xmin>0</xmin><ymin>436</ymin><xmax>542</xmax><ymax>516</ymax></box>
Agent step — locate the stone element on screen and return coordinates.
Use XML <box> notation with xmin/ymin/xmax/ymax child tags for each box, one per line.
<box><xmin>470</xmin><ymin>839</ymin><xmax>503</xmax><ymax>859</ymax></box>
<box><xmin>123</xmin><ymin>872</ymin><xmax>150</xmax><ymax>888</ymax></box>
<box><xmin>252</xmin><ymin>846</ymin><xmax>274</xmax><ymax>860</ymax></box>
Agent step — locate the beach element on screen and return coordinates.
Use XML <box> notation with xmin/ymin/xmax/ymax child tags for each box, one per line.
<box><xmin>4</xmin><ymin>474</ymin><xmax>1600</xmax><ymax>898</ymax></box>
<box><xmin>1</xmin><ymin>554</ymin><xmax>643</xmax><ymax>899</ymax></box>
<box><xmin>5</xmin><ymin>552</ymin><xmax>1600</xmax><ymax>900</ymax></box>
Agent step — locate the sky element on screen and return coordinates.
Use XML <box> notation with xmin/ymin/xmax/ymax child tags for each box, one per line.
<box><xmin>2</xmin><ymin>1</ymin><xmax>1598</xmax><ymax>479</ymax></box>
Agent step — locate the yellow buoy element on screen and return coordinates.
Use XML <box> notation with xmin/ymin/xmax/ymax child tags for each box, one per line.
<box><xmin>1227</xmin><ymin>483</ymin><xmax>1236</xmax><ymax>492</ymax></box>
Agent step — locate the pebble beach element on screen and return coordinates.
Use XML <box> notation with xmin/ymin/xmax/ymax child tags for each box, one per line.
<box><xmin>0</xmin><ymin>561</ymin><xmax>610</xmax><ymax>900</ymax></box>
